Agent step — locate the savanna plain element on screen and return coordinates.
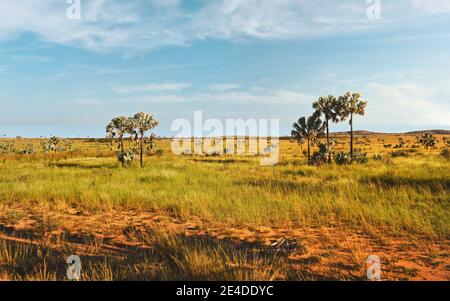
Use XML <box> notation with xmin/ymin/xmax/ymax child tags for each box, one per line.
<box><xmin>0</xmin><ymin>134</ymin><xmax>449</xmax><ymax>281</ymax></box>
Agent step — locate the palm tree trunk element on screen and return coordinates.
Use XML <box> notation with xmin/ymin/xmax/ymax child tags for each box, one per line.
<box><xmin>350</xmin><ymin>113</ymin><xmax>354</xmax><ymax>162</ymax></box>
<box><xmin>140</xmin><ymin>132</ymin><xmax>144</xmax><ymax>167</ymax></box>
<box><xmin>326</xmin><ymin>119</ymin><xmax>331</xmax><ymax>164</ymax></box>
<box><xmin>326</xmin><ymin>119</ymin><xmax>330</xmax><ymax>148</ymax></box>
<box><xmin>120</xmin><ymin>136</ymin><xmax>125</xmax><ymax>167</ymax></box>
<box><xmin>307</xmin><ymin>138</ymin><xmax>311</xmax><ymax>161</ymax></box>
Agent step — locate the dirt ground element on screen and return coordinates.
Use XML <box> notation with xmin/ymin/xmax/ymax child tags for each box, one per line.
<box><xmin>1</xmin><ymin>204</ymin><xmax>448</xmax><ymax>281</ymax></box>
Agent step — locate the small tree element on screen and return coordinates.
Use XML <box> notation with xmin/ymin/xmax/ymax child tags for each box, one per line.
<box><xmin>130</xmin><ymin>112</ymin><xmax>159</xmax><ymax>167</ymax></box>
<box><xmin>337</xmin><ymin>92</ymin><xmax>367</xmax><ymax>161</ymax></box>
<box><xmin>106</xmin><ymin>117</ymin><xmax>133</xmax><ymax>167</ymax></box>
<box><xmin>291</xmin><ymin>111</ymin><xmax>324</xmax><ymax>162</ymax></box>
<box><xmin>417</xmin><ymin>133</ymin><xmax>437</xmax><ymax>150</ymax></box>
<box><xmin>145</xmin><ymin>133</ymin><xmax>158</xmax><ymax>154</ymax></box>
<box><xmin>42</xmin><ymin>136</ymin><xmax>61</xmax><ymax>153</ymax></box>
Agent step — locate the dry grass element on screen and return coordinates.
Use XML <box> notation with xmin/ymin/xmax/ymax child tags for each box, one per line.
<box><xmin>0</xmin><ymin>134</ymin><xmax>449</xmax><ymax>280</ymax></box>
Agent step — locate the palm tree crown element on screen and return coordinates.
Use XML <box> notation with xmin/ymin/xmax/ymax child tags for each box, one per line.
<box><xmin>337</xmin><ymin>92</ymin><xmax>367</xmax><ymax>160</ymax></box>
<box><xmin>337</xmin><ymin>92</ymin><xmax>367</xmax><ymax>122</ymax></box>
<box><xmin>131</xmin><ymin>112</ymin><xmax>159</xmax><ymax>167</ymax></box>
<box><xmin>106</xmin><ymin>116</ymin><xmax>133</xmax><ymax>167</ymax></box>
<box><xmin>131</xmin><ymin>112</ymin><xmax>159</xmax><ymax>136</ymax></box>
<box><xmin>106</xmin><ymin>116</ymin><xmax>132</xmax><ymax>139</ymax></box>
<box><xmin>313</xmin><ymin>95</ymin><xmax>339</xmax><ymax>123</ymax></box>
<box><xmin>313</xmin><ymin>95</ymin><xmax>339</xmax><ymax>161</ymax></box>
<box><xmin>291</xmin><ymin>111</ymin><xmax>324</xmax><ymax>161</ymax></box>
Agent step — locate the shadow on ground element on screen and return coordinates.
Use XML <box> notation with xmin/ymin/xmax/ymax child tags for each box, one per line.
<box><xmin>0</xmin><ymin>225</ymin><xmax>357</xmax><ymax>281</ymax></box>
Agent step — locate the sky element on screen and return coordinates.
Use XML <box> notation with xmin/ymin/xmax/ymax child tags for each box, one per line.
<box><xmin>0</xmin><ymin>0</ymin><xmax>450</xmax><ymax>137</ymax></box>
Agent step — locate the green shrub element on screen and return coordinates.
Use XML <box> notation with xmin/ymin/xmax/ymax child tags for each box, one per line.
<box><xmin>352</xmin><ymin>151</ymin><xmax>368</xmax><ymax>164</ymax></box>
<box><xmin>0</xmin><ymin>143</ymin><xmax>15</xmax><ymax>153</ymax></box>
<box><xmin>117</xmin><ymin>149</ymin><xmax>136</xmax><ymax>166</ymax></box>
<box><xmin>309</xmin><ymin>142</ymin><xmax>333</xmax><ymax>166</ymax></box>
<box><xmin>372</xmin><ymin>154</ymin><xmax>383</xmax><ymax>161</ymax></box>
<box><xmin>335</xmin><ymin>152</ymin><xmax>350</xmax><ymax>165</ymax></box>
<box><xmin>16</xmin><ymin>144</ymin><xmax>35</xmax><ymax>155</ymax></box>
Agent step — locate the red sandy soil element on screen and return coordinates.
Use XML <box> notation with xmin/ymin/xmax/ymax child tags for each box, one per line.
<box><xmin>0</xmin><ymin>205</ymin><xmax>448</xmax><ymax>281</ymax></box>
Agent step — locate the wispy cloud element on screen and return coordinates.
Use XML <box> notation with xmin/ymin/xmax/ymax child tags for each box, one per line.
<box><xmin>12</xmin><ymin>55</ymin><xmax>51</xmax><ymax>63</ymax></box>
<box><xmin>42</xmin><ymin>73</ymin><xmax>66</xmax><ymax>81</ymax></box>
<box><xmin>113</xmin><ymin>83</ymin><xmax>191</xmax><ymax>94</ymax></box>
<box><xmin>1</xmin><ymin>0</ymin><xmax>448</xmax><ymax>53</ymax></box>
<box><xmin>125</xmin><ymin>89</ymin><xmax>313</xmax><ymax>105</ymax></box>
<box><xmin>411</xmin><ymin>0</ymin><xmax>450</xmax><ymax>14</ymax></box>
<box><xmin>365</xmin><ymin>81</ymin><xmax>450</xmax><ymax>127</ymax></box>
<box><xmin>208</xmin><ymin>83</ymin><xmax>240</xmax><ymax>92</ymax></box>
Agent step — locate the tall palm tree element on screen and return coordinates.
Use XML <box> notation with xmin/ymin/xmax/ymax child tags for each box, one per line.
<box><xmin>313</xmin><ymin>95</ymin><xmax>339</xmax><ymax>161</ymax></box>
<box><xmin>291</xmin><ymin>111</ymin><xmax>324</xmax><ymax>161</ymax></box>
<box><xmin>337</xmin><ymin>92</ymin><xmax>367</xmax><ymax>160</ymax></box>
<box><xmin>106</xmin><ymin>116</ymin><xmax>132</xmax><ymax>167</ymax></box>
<box><xmin>131</xmin><ymin>112</ymin><xmax>159</xmax><ymax>167</ymax></box>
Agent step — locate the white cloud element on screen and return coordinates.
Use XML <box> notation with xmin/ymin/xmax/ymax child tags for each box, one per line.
<box><xmin>113</xmin><ymin>83</ymin><xmax>191</xmax><ymax>94</ymax></box>
<box><xmin>365</xmin><ymin>81</ymin><xmax>450</xmax><ymax>128</ymax></box>
<box><xmin>0</xmin><ymin>0</ymin><xmax>448</xmax><ymax>53</ymax></box>
<box><xmin>411</xmin><ymin>0</ymin><xmax>450</xmax><ymax>14</ymax></box>
<box><xmin>208</xmin><ymin>83</ymin><xmax>240</xmax><ymax>92</ymax></box>
<box><xmin>126</xmin><ymin>89</ymin><xmax>313</xmax><ymax>105</ymax></box>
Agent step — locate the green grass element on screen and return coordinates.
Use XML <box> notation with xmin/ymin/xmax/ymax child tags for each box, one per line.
<box><xmin>0</xmin><ymin>142</ymin><xmax>448</xmax><ymax>238</ymax></box>
<box><xmin>0</xmin><ymin>137</ymin><xmax>449</xmax><ymax>280</ymax></box>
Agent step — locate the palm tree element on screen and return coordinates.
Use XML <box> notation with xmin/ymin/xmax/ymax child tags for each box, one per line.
<box><xmin>131</xmin><ymin>112</ymin><xmax>159</xmax><ymax>167</ymax></box>
<box><xmin>48</xmin><ymin>136</ymin><xmax>60</xmax><ymax>153</ymax></box>
<box><xmin>313</xmin><ymin>95</ymin><xmax>339</xmax><ymax>162</ymax></box>
<box><xmin>337</xmin><ymin>92</ymin><xmax>367</xmax><ymax>160</ymax></box>
<box><xmin>106</xmin><ymin>116</ymin><xmax>132</xmax><ymax>167</ymax></box>
<box><xmin>291</xmin><ymin>111</ymin><xmax>324</xmax><ymax>161</ymax></box>
<box><xmin>145</xmin><ymin>133</ymin><xmax>158</xmax><ymax>154</ymax></box>
<box><xmin>417</xmin><ymin>133</ymin><xmax>437</xmax><ymax>150</ymax></box>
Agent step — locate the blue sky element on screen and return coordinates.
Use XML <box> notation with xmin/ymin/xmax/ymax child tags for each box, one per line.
<box><xmin>0</xmin><ymin>0</ymin><xmax>450</xmax><ymax>137</ymax></box>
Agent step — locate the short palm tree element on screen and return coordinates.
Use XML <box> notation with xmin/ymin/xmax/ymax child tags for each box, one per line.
<box><xmin>106</xmin><ymin>116</ymin><xmax>133</xmax><ymax>167</ymax></box>
<box><xmin>337</xmin><ymin>92</ymin><xmax>367</xmax><ymax>160</ymax></box>
<box><xmin>48</xmin><ymin>136</ymin><xmax>60</xmax><ymax>153</ymax></box>
<box><xmin>313</xmin><ymin>95</ymin><xmax>339</xmax><ymax>162</ymax></box>
<box><xmin>291</xmin><ymin>111</ymin><xmax>324</xmax><ymax>161</ymax></box>
<box><xmin>417</xmin><ymin>133</ymin><xmax>437</xmax><ymax>150</ymax></box>
<box><xmin>131</xmin><ymin>112</ymin><xmax>159</xmax><ymax>167</ymax></box>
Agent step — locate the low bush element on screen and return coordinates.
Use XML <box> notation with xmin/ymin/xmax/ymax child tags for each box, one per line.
<box><xmin>309</xmin><ymin>142</ymin><xmax>332</xmax><ymax>166</ymax></box>
<box><xmin>352</xmin><ymin>151</ymin><xmax>368</xmax><ymax>164</ymax></box>
<box><xmin>335</xmin><ymin>152</ymin><xmax>350</xmax><ymax>165</ymax></box>
<box><xmin>372</xmin><ymin>154</ymin><xmax>383</xmax><ymax>161</ymax></box>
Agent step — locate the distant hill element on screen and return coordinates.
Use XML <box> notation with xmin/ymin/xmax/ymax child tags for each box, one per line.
<box><xmin>404</xmin><ymin>130</ymin><xmax>450</xmax><ymax>135</ymax></box>
<box><xmin>331</xmin><ymin>130</ymin><xmax>450</xmax><ymax>136</ymax></box>
<box><xmin>332</xmin><ymin>130</ymin><xmax>384</xmax><ymax>135</ymax></box>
